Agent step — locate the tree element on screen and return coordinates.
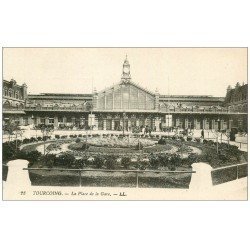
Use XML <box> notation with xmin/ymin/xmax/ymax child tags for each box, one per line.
<box><xmin>121</xmin><ymin>157</ymin><xmax>131</xmax><ymax>169</ymax></box>
<box><xmin>40</xmin><ymin>124</ymin><xmax>54</xmax><ymax>155</ymax></box>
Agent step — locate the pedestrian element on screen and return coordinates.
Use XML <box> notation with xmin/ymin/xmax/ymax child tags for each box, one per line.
<box><xmin>201</xmin><ymin>129</ymin><xmax>204</xmax><ymax>138</ymax></box>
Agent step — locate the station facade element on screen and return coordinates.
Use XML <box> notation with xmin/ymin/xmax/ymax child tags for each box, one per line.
<box><xmin>2</xmin><ymin>57</ymin><xmax>248</xmax><ymax>132</ymax></box>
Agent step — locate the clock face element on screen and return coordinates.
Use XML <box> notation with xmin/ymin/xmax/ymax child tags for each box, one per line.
<box><xmin>123</xmin><ymin>66</ymin><xmax>130</xmax><ymax>74</ymax></box>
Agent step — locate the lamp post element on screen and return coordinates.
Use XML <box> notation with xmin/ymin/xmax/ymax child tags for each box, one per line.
<box><xmin>40</xmin><ymin>125</ymin><xmax>53</xmax><ymax>155</ymax></box>
<box><xmin>15</xmin><ymin>129</ymin><xmax>24</xmax><ymax>151</ymax></box>
<box><xmin>31</xmin><ymin>114</ymin><xmax>37</xmax><ymax>139</ymax></box>
<box><xmin>122</xmin><ymin>111</ymin><xmax>126</xmax><ymax>137</ymax></box>
<box><xmin>216</xmin><ymin>118</ymin><xmax>221</xmax><ymax>153</ymax></box>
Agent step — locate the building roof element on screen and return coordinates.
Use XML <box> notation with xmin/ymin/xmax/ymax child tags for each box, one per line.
<box><xmin>28</xmin><ymin>93</ymin><xmax>93</xmax><ymax>100</ymax></box>
<box><xmin>159</xmin><ymin>95</ymin><xmax>224</xmax><ymax>102</ymax></box>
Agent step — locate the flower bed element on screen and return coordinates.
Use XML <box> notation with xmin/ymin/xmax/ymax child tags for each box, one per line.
<box><xmin>79</xmin><ymin>136</ymin><xmax>156</xmax><ymax>148</ymax></box>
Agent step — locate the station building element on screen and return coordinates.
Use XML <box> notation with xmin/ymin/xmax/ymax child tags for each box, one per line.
<box><xmin>2</xmin><ymin>57</ymin><xmax>248</xmax><ymax>132</ymax></box>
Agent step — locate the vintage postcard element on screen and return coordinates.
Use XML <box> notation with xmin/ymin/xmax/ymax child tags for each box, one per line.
<box><xmin>2</xmin><ymin>47</ymin><xmax>248</xmax><ymax>200</ymax></box>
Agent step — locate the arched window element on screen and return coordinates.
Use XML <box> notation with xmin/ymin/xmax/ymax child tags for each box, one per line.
<box><xmin>8</xmin><ymin>89</ymin><xmax>12</xmax><ymax>97</ymax></box>
<box><xmin>15</xmin><ymin>91</ymin><xmax>19</xmax><ymax>99</ymax></box>
<box><xmin>3</xmin><ymin>101</ymin><xmax>11</xmax><ymax>108</ymax></box>
<box><xmin>4</xmin><ymin>87</ymin><xmax>8</xmax><ymax>96</ymax></box>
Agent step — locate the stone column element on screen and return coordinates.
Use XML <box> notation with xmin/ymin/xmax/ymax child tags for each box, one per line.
<box><xmin>154</xmin><ymin>117</ymin><xmax>160</xmax><ymax>132</ymax></box>
<box><xmin>103</xmin><ymin>119</ymin><xmax>107</xmax><ymax>130</ymax></box>
<box><xmin>54</xmin><ymin>116</ymin><xmax>58</xmax><ymax>128</ymax></box>
<box><xmin>194</xmin><ymin>118</ymin><xmax>197</xmax><ymax>129</ymax></box>
<box><xmin>45</xmin><ymin>117</ymin><xmax>49</xmax><ymax>126</ymax></box>
<box><xmin>63</xmin><ymin>116</ymin><xmax>67</xmax><ymax>124</ymax></box>
<box><xmin>94</xmin><ymin>116</ymin><xmax>98</xmax><ymax>130</ymax></box>
<box><xmin>206</xmin><ymin>119</ymin><xmax>210</xmax><ymax>130</ymax></box>
<box><xmin>214</xmin><ymin>120</ymin><xmax>219</xmax><ymax>130</ymax></box>
<box><xmin>111</xmin><ymin>119</ymin><xmax>115</xmax><ymax>130</ymax></box>
<box><xmin>185</xmin><ymin>118</ymin><xmax>188</xmax><ymax>129</ymax></box>
<box><xmin>196</xmin><ymin>119</ymin><xmax>201</xmax><ymax>130</ymax></box>
<box><xmin>202</xmin><ymin>119</ymin><xmax>206</xmax><ymax>130</ymax></box>
<box><xmin>211</xmin><ymin>119</ymin><xmax>215</xmax><ymax>130</ymax></box>
<box><xmin>128</xmin><ymin>119</ymin><xmax>131</xmax><ymax>131</ymax></box>
<box><xmin>229</xmin><ymin>119</ymin><xmax>233</xmax><ymax>130</ymax></box>
<box><xmin>72</xmin><ymin>117</ymin><xmax>76</xmax><ymax>126</ymax></box>
<box><xmin>220</xmin><ymin>119</ymin><xmax>224</xmax><ymax>130</ymax></box>
<box><xmin>28</xmin><ymin>116</ymin><xmax>33</xmax><ymax>125</ymax></box>
<box><xmin>223</xmin><ymin>120</ymin><xmax>228</xmax><ymax>130</ymax></box>
<box><xmin>36</xmin><ymin>116</ymin><xmax>41</xmax><ymax>126</ymax></box>
<box><xmin>175</xmin><ymin>118</ymin><xmax>180</xmax><ymax>127</ymax></box>
<box><xmin>19</xmin><ymin>116</ymin><xmax>24</xmax><ymax>126</ymax></box>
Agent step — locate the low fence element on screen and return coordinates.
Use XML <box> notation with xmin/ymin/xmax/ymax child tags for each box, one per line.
<box><xmin>2</xmin><ymin>160</ymin><xmax>248</xmax><ymax>199</ymax></box>
<box><xmin>203</xmin><ymin>136</ymin><xmax>247</xmax><ymax>149</ymax></box>
<box><xmin>211</xmin><ymin>163</ymin><xmax>248</xmax><ymax>185</ymax></box>
<box><xmin>23</xmin><ymin>168</ymin><xmax>196</xmax><ymax>188</ymax></box>
<box><xmin>22</xmin><ymin>162</ymin><xmax>248</xmax><ymax>188</ymax></box>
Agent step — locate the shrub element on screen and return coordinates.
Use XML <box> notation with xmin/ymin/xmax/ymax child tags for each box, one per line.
<box><xmin>75</xmin><ymin>158</ymin><xmax>88</xmax><ymax>169</ymax></box>
<box><xmin>2</xmin><ymin>143</ymin><xmax>16</xmax><ymax>162</ymax></box>
<box><xmin>75</xmin><ymin>138</ymin><xmax>81</xmax><ymax>143</ymax></box>
<box><xmin>218</xmin><ymin>151</ymin><xmax>228</xmax><ymax>163</ymax></box>
<box><xmin>61</xmin><ymin>135</ymin><xmax>68</xmax><ymax>139</ymax></box>
<box><xmin>170</xmin><ymin>154</ymin><xmax>181</xmax><ymax>166</ymax></box>
<box><xmin>158</xmin><ymin>138</ymin><xmax>166</xmax><ymax>145</ymax></box>
<box><xmin>203</xmin><ymin>139</ymin><xmax>208</xmax><ymax>144</ymax></box>
<box><xmin>16</xmin><ymin>150</ymin><xmax>42</xmax><ymax>166</ymax></box>
<box><xmin>149</xmin><ymin>154</ymin><xmax>159</xmax><ymax>168</ymax></box>
<box><xmin>42</xmin><ymin>136</ymin><xmax>49</xmax><ymax>141</ymax></box>
<box><xmin>81</xmin><ymin>143</ymin><xmax>90</xmax><ymax>150</ymax></box>
<box><xmin>12</xmin><ymin>139</ymin><xmax>22</xmax><ymax>148</ymax></box>
<box><xmin>41</xmin><ymin>154</ymin><xmax>57</xmax><ymax>168</ymax></box>
<box><xmin>187</xmin><ymin>136</ymin><xmax>192</xmax><ymax>141</ymax></box>
<box><xmin>37</xmin><ymin>136</ymin><xmax>42</xmax><ymax>141</ymax></box>
<box><xmin>23</xmin><ymin>138</ymin><xmax>30</xmax><ymax>144</ymax></box>
<box><xmin>169</xmin><ymin>166</ymin><xmax>176</xmax><ymax>171</ymax></box>
<box><xmin>195</xmin><ymin>138</ymin><xmax>201</xmax><ymax>143</ymax></box>
<box><xmin>137</xmin><ymin>161</ymin><xmax>148</xmax><ymax>170</ymax></box>
<box><xmin>30</xmin><ymin>137</ymin><xmax>37</xmax><ymax>142</ymax></box>
<box><xmin>68</xmin><ymin>142</ymin><xmax>90</xmax><ymax>151</ymax></box>
<box><xmin>55</xmin><ymin>135</ymin><xmax>60</xmax><ymax>139</ymax></box>
<box><xmin>56</xmin><ymin>153</ymin><xmax>75</xmax><ymax>167</ymax></box>
<box><xmin>187</xmin><ymin>153</ymin><xmax>199</xmax><ymax>164</ymax></box>
<box><xmin>227</xmin><ymin>145</ymin><xmax>241</xmax><ymax>161</ymax></box>
<box><xmin>121</xmin><ymin>157</ymin><xmax>131</xmax><ymax>169</ymax></box>
<box><xmin>203</xmin><ymin>149</ymin><xmax>214</xmax><ymax>163</ymax></box>
<box><xmin>158</xmin><ymin>154</ymin><xmax>170</xmax><ymax>167</ymax></box>
<box><xmin>94</xmin><ymin>156</ymin><xmax>105</xmax><ymax>169</ymax></box>
<box><xmin>105</xmin><ymin>156</ymin><xmax>117</xmax><ymax>169</ymax></box>
<box><xmin>78</xmin><ymin>134</ymin><xmax>83</xmax><ymax>137</ymax></box>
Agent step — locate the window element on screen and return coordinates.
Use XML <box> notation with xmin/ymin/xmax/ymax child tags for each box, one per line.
<box><xmin>15</xmin><ymin>91</ymin><xmax>19</xmax><ymax>99</ymax></box>
<box><xmin>49</xmin><ymin>118</ymin><xmax>54</xmax><ymax>124</ymax></box>
<box><xmin>4</xmin><ymin>87</ymin><xmax>8</xmax><ymax>96</ymax></box>
<box><xmin>8</xmin><ymin>89</ymin><xmax>12</xmax><ymax>97</ymax></box>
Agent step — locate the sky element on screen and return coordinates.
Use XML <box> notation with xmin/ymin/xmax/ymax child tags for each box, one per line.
<box><xmin>3</xmin><ymin>48</ymin><xmax>247</xmax><ymax>97</ymax></box>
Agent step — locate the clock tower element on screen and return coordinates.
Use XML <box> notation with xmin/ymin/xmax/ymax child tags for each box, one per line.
<box><xmin>121</xmin><ymin>55</ymin><xmax>131</xmax><ymax>82</ymax></box>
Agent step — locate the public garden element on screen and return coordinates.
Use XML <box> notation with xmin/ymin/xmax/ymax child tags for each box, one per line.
<box><xmin>2</xmin><ymin>125</ymin><xmax>248</xmax><ymax>188</ymax></box>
